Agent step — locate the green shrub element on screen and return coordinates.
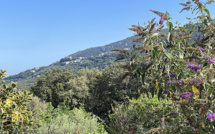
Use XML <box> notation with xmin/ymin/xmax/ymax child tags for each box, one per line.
<box><xmin>108</xmin><ymin>93</ymin><xmax>178</xmax><ymax>134</ymax></box>
<box><xmin>0</xmin><ymin>69</ymin><xmax>34</xmax><ymax>133</ymax></box>
<box><xmin>36</xmin><ymin>106</ymin><xmax>107</xmax><ymax>134</ymax></box>
<box><xmin>114</xmin><ymin>0</ymin><xmax>215</xmax><ymax>133</ymax></box>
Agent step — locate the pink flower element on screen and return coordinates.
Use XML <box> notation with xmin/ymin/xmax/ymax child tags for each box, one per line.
<box><xmin>159</xmin><ymin>16</ymin><xmax>164</xmax><ymax>25</ymax></box>
<box><xmin>166</xmin><ymin>11</ymin><xmax>169</xmax><ymax>15</ymax></box>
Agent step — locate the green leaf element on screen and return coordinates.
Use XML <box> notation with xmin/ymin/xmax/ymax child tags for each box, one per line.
<box><xmin>179</xmin><ymin>27</ymin><xmax>187</xmax><ymax>32</ymax></box>
<box><xmin>153</xmin><ymin>46</ymin><xmax>159</xmax><ymax>60</ymax></box>
<box><xmin>164</xmin><ymin>52</ymin><xmax>174</xmax><ymax>63</ymax></box>
<box><xmin>207</xmin><ymin>87</ymin><xmax>213</xmax><ymax>96</ymax></box>
<box><xmin>158</xmin><ymin>52</ymin><xmax>163</xmax><ymax>60</ymax></box>
<box><xmin>12</xmin><ymin>83</ymin><xmax>16</xmax><ymax>88</ymax></box>
<box><xmin>198</xmin><ymin>128</ymin><xmax>209</xmax><ymax>134</ymax></box>
<box><xmin>166</xmin><ymin>22</ymin><xmax>173</xmax><ymax>33</ymax></box>
<box><xmin>158</xmin><ymin>88</ymin><xmax>163</xmax><ymax>100</ymax></box>
<box><xmin>204</xmin><ymin>8</ymin><xmax>210</xmax><ymax>16</ymax></box>
<box><xmin>141</xmin><ymin>66</ymin><xmax>146</xmax><ymax>84</ymax></box>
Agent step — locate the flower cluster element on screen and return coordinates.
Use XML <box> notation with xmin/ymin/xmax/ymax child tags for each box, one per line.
<box><xmin>209</xmin><ymin>58</ymin><xmax>215</xmax><ymax>64</ymax></box>
<box><xmin>202</xmin><ymin>55</ymin><xmax>215</xmax><ymax>64</ymax></box>
<box><xmin>178</xmin><ymin>32</ymin><xmax>185</xmax><ymax>36</ymax></box>
<box><xmin>187</xmin><ymin>64</ymin><xmax>202</xmax><ymax>72</ymax></box>
<box><xmin>171</xmin><ymin>110</ymin><xmax>177</xmax><ymax>114</ymax></box>
<box><xmin>119</xmin><ymin>116</ymin><xmax>127</xmax><ymax>124</ymax></box>
<box><xmin>197</xmin><ymin>35</ymin><xmax>202</xmax><ymax>40</ymax></box>
<box><xmin>182</xmin><ymin>92</ymin><xmax>193</xmax><ymax>99</ymax></box>
<box><xmin>123</xmin><ymin>97</ymin><xmax>129</xmax><ymax>103</ymax></box>
<box><xmin>163</xmin><ymin>89</ymin><xmax>169</xmax><ymax>94</ymax></box>
<box><xmin>167</xmin><ymin>79</ymin><xmax>184</xmax><ymax>85</ymax></box>
<box><xmin>159</xmin><ymin>16</ymin><xmax>164</xmax><ymax>25</ymax></box>
<box><xmin>175</xmin><ymin>92</ymin><xmax>193</xmax><ymax>100</ymax></box>
<box><xmin>200</xmin><ymin>47</ymin><xmax>207</xmax><ymax>52</ymax></box>
<box><xmin>169</xmin><ymin>73</ymin><xmax>177</xmax><ymax>78</ymax></box>
<box><xmin>207</xmin><ymin>112</ymin><xmax>215</xmax><ymax>122</ymax></box>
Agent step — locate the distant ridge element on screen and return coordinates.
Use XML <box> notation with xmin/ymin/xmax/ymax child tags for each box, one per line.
<box><xmin>4</xmin><ymin>36</ymin><xmax>141</xmax><ymax>90</ymax></box>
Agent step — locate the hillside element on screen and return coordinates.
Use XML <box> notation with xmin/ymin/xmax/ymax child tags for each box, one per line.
<box><xmin>4</xmin><ymin>36</ymin><xmax>141</xmax><ymax>90</ymax></box>
<box><xmin>4</xmin><ymin>25</ymin><xmax>199</xmax><ymax>90</ymax></box>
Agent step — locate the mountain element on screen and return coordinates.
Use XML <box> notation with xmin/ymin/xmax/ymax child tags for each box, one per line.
<box><xmin>3</xmin><ymin>27</ymin><xmax>183</xmax><ymax>90</ymax></box>
<box><xmin>3</xmin><ymin>36</ymin><xmax>141</xmax><ymax>90</ymax></box>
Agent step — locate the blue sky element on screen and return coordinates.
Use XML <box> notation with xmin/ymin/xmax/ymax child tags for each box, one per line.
<box><xmin>0</xmin><ymin>0</ymin><xmax>214</xmax><ymax>76</ymax></box>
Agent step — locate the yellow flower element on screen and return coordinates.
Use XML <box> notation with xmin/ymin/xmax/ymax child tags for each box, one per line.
<box><xmin>0</xmin><ymin>108</ymin><xmax>4</xmax><ymax>113</ymax></box>
<box><xmin>184</xmin><ymin>99</ymin><xmax>189</xmax><ymax>102</ymax></box>
<box><xmin>12</xmin><ymin>111</ymin><xmax>22</xmax><ymax>121</ymax></box>
<box><xmin>192</xmin><ymin>85</ymin><xmax>200</xmax><ymax>100</ymax></box>
<box><xmin>156</xmin><ymin>80</ymin><xmax>159</xmax><ymax>89</ymax></box>
<box><xmin>170</xmin><ymin>92</ymin><xmax>174</xmax><ymax>101</ymax></box>
<box><xmin>5</xmin><ymin>99</ymin><xmax>13</xmax><ymax>106</ymax></box>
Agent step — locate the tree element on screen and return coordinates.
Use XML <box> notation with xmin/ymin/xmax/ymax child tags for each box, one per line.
<box><xmin>31</xmin><ymin>69</ymin><xmax>75</xmax><ymax>108</ymax></box>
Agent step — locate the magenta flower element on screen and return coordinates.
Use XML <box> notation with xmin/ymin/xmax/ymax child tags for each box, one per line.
<box><xmin>200</xmin><ymin>47</ymin><xmax>207</xmax><ymax>52</ymax></box>
<box><xmin>197</xmin><ymin>35</ymin><xmax>202</xmax><ymax>40</ymax></box>
<box><xmin>171</xmin><ymin>110</ymin><xmax>177</xmax><ymax>114</ymax></box>
<box><xmin>166</xmin><ymin>11</ymin><xmax>169</xmax><ymax>15</ymax></box>
<box><xmin>163</xmin><ymin>89</ymin><xmax>169</xmax><ymax>94</ymax></box>
<box><xmin>182</xmin><ymin>92</ymin><xmax>193</xmax><ymax>100</ymax></box>
<box><xmin>184</xmin><ymin>69</ymin><xmax>189</xmax><ymax>72</ymax></box>
<box><xmin>159</xmin><ymin>16</ymin><xmax>164</xmax><ymax>25</ymax></box>
<box><xmin>208</xmin><ymin>112</ymin><xmax>215</xmax><ymax>122</ymax></box>
<box><xmin>209</xmin><ymin>58</ymin><xmax>215</xmax><ymax>64</ymax></box>
<box><xmin>192</xmin><ymin>127</ymin><xmax>197</xmax><ymax>132</ymax></box>
<box><xmin>178</xmin><ymin>32</ymin><xmax>185</xmax><ymax>36</ymax></box>
<box><xmin>170</xmin><ymin>73</ymin><xmax>177</xmax><ymax>78</ymax></box>
<box><xmin>167</xmin><ymin>79</ymin><xmax>184</xmax><ymax>86</ymax></box>
<box><xmin>188</xmin><ymin>64</ymin><xmax>202</xmax><ymax>72</ymax></box>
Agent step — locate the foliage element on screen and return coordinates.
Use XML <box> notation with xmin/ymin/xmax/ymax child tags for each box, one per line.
<box><xmin>108</xmin><ymin>93</ymin><xmax>177</xmax><ymax>134</ymax></box>
<box><xmin>0</xmin><ymin>69</ymin><xmax>34</xmax><ymax>133</ymax></box>
<box><xmin>84</xmin><ymin>63</ymin><xmax>143</xmax><ymax>123</ymax></box>
<box><xmin>114</xmin><ymin>0</ymin><xmax>215</xmax><ymax>133</ymax></box>
<box><xmin>30</xmin><ymin>69</ymin><xmax>75</xmax><ymax>108</ymax></box>
<box><xmin>36</xmin><ymin>106</ymin><xmax>107</xmax><ymax>134</ymax></box>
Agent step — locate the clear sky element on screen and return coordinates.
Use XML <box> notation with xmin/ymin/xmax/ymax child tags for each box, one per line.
<box><xmin>0</xmin><ymin>0</ymin><xmax>214</xmax><ymax>76</ymax></box>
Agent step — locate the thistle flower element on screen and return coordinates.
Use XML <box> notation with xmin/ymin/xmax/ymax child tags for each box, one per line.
<box><xmin>200</xmin><ymin>47</ymin><xmax>207</xmax><ymax>52</ymax></box>
<box><xmin>197</xmin><ymin>35</ymin><xmax>202</xmax><ymax>40</ymax></box>
<box><xmin>165</xmin><ymin>11</ymin><xmax>169</xmax><ymax>15</ymax></box>
<box><xmin>123</xmin><ymin>97</ymin><xmax>129</xmax><ymax>103</ymax></box>
<box><xmin>187</xmin><ymin>64</ymin><xmax>202</xmax><ymax>72</ymax></box>
<box><xmin>178</xmin><ymin>32</ymin><xmax>185</xmax><ymax>36</ymax></box>
<box><xmin>192</xmin><ymin>127</ymin><xmax>197</xmax><ymax>132</ymax></box>
<box><xmin>209</xmin><ymin>58</ymin><xmax>215</xmax><ymax>64</ymax></box>
<box><xmin>207</xmin><ymin>112</ymin><xmax>215</xmax><ymax>122</ymax></box>
<box><xmin>171</xmin><ymin>110</ymin><xmax>177</xmax><ymax>114</ymax></box>
<box><xmin>167</xmin><ymin>79</ymin><xmax>184</xmax><ymax>85</ymax></box>
<box><xmin>159</xmin><ymin>16</ymin><xmax>164</xmax><ymax>25</ymax></box>
<box><xmin>184</xmin><ymin>69</ymin><xmax>189</xmax><ymax>72</ymax></box>
<box><xmin>182</xmin><ymin>92</ymin><xmax>193</xmax><ymax>99</ymax></box>
<box><xmin>170</xmin><ymin>73</ymin><xmax>177</xmax><ymax>78</ymax></box>
<box><xmin>163</xmin><ymin>89</ymin><xmax>169</xmax><ymax>94</ymax></box>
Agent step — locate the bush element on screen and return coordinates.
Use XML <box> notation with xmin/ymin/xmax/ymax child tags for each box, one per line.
<box><xmin>114</xmin><ymin>0</ymin><xmax>215</xmax><ymax>133</ymax></box>
<box><xmin>0</xmin><ymin>69</ymin><xmax>34</xmax><ymax>133</ymax></box>
<box><xmin>108</xmin><ymin>93</ymin><xmax>178</xmax><ymax>133</ymax></box>
<box><xmin>36</xmin><ymin>107</ymin><xmax>107</xmax><ymax>134</ymax></box>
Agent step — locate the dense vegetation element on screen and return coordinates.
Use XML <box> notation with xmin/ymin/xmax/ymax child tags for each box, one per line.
<box><xmin>1</xmin><ymin>0</ymin><xmax>215</xmax><ymax>133</ymax></box>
